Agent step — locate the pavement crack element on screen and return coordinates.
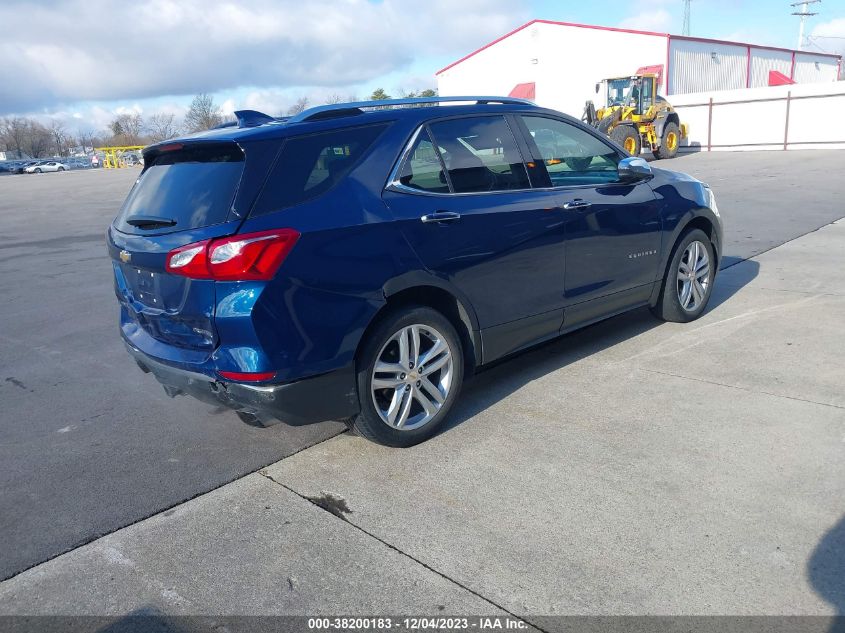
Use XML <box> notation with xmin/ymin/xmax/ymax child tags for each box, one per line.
<box><xmin>642</xmin><ymin>368</ymin><xmax>845</xmax><ymax>410</ymax></box>
<box><xmin>5</xmin><ymin>376</ymin><xmax>33</xmax><ymax>392</ymax></box>
<box><xmin>258</xmin><ymin>470</ymin><xmax>547</xmax><ymax>632</ymax></box>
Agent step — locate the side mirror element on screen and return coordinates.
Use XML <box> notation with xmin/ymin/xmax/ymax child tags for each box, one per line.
<box><xmin>617</xmin><ymin>157</ymin><xmax>654</xmax><ymax>183</ymax></box>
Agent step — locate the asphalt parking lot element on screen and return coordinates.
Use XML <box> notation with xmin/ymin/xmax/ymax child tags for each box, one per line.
<box><xmin>1</xmin><ymin>152</ymin><xmax>844</xmax><ymax>621</ymax></box>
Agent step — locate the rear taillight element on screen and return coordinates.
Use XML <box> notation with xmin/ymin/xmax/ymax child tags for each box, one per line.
<box><xmin>165</xmin><ymin>229</ymin><xmax>300</xmax><ymax>281</ymax></box>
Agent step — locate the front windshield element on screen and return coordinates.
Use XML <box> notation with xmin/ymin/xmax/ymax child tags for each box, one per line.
<box><xmin>606</xmin><ymin>78</ymin><xmax>641</xmax><ymax>107</ymax></box>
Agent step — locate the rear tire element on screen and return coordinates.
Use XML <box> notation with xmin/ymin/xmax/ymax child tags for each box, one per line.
<box><xmin>34</xmin><ymin>168</ymin><xmax>42</xmax><ymax>174</ymax></box>
<box><xmin>58</xmin><ymin>166</ymin><xmax>65</xmax><ymax>171</ymax></box>
<box><xmin>611</xmin><ymin>125</ymin><xmax>641</xmax><ymax>156</ymax></box>
<box><xmin>651</xmin><ymin>228</ymin><xmax>715</xmax><ymax>323</ymax></box>
<box><xmin>348</xmin><ymin>306</ymin><xmax>464</xmax><ymax>447</ymax></box>
<box><xmin>654</xmin><ymin>122</ymin><xmax>680</xmax><ymax>159</ymax></box>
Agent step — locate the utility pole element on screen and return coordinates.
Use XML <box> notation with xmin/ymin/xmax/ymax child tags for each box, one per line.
<box><xmin>682</xmin><ymin>0</ymin><xmax>692</xmax><ymax>36</ymax></box>
<box><xmin>791</xmin><ymin>0</ymin><xmax>821</xmax><ymax>49</ymax></box>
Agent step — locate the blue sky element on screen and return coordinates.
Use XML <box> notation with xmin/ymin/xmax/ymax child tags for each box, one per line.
<box><xmin>1</xmin><ymin>0</ymin><xmax>842</xmax><ymax>131</ymax></box>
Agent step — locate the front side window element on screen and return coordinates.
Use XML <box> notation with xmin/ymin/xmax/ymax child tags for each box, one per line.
<box><xmin>427</xmin><ymin>116</ymin><xmax>530</xmax><ymax>193</ymax></box>
<box><xmin>521</xmin><ymin>116</ymin><xmax>620</xmax><ymax>187</ymax></box>
<box><xmin>252</xmin><ymin>123</ymin><xmax>389</xmax><ymax>216</ymax></box>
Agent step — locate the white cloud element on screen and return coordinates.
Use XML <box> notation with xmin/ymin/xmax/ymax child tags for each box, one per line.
<box><xmin>0</xmin><ymin>0</ymin><xmax>529</xmax><ymax>115</ymax></box>
<box><xmin>618</xmin><ymin>8</ymin><xmax>672</xmax><ymax>33</ymax></box>
<box><xmin>809</xmin><ymin>17</ymin><xmax>845</xmax><ymax>58</ymax></box>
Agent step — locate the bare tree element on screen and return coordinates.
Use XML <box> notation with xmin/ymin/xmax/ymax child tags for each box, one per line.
<box><xmin>76</xmin><ymin>127</ymin><xmax>101</xmax><ymax>152</ymax></box>
<box><xmin>324</xmin><ymin>93</ymin><xmax>344</xmax><ymax>104</ymax></box>
<box><xmin>109</xmin><ymin>113</ymin><xmax>144</xmax><ymax>145</ymax></box>
<box><xmin>184</xmin><ymin>93</ymin><xmax>222</xmax><ymax>132</ymax></box>
<box><xmin>0</xmin><ymin>117</ymin><xmax>31</xmax><ymax>157</ymax></box>
<box><xmin>146</xmin><ymin>113</ymin><xmax>179</xmax><ymax>142</ymax></box>
<box><xmin>49</xmin><ymin>120</ymin><xmax>67</xmax><ymax>156</ymax></box>
<box><xmin>25</xmin><ymin>120</ymin><xmax>52</xmax><ymax>158</ymax></box>
<box><xmin>287</xmin><ymin>97</ymin><xmax>309</xmax><ymax>115</ymax></box>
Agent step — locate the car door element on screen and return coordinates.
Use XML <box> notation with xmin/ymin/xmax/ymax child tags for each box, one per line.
<box><xmin>515</xmin><ymin>115</ymin><xmax>661</xmax><ymax>330</ymax></box>
<box><xmin>382</xmin><ymin>114</ymin><xmax>567</xmax><ymax>362</ymax></box>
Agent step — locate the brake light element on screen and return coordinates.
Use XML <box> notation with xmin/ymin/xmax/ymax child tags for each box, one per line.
<box><xmin>165</xmin><ymin>229</ymin><xmax>300</xmax><ymax>280</ymax></box>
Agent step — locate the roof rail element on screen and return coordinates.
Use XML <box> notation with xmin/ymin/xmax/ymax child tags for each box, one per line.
<box><xmin>287</xmin><ymin>96</ymin><xmax>535</xmax><ymax>124</ymax></box>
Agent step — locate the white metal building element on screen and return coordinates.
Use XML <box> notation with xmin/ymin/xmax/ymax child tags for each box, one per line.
<box><xmin>436</xmin><ymin>19</ymin><xmax>842</xmax><ymax>118</ymax></box>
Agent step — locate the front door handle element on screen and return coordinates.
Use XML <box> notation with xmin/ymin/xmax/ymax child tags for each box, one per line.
<box><xmin>421</xmin><ymin>211</ymin><xmax>461</xmax><ymax>224</ymax></box>
<box><xmin>562</xmin><ymin>199</ymin><xmax>592</xmax><ymax>211</ymax></box>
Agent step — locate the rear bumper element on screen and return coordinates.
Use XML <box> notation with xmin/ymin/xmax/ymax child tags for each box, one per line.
<box><xmin>125</xmin><ymin>343</ymin><xmax>359</xmax><ymax>426</ymax></box>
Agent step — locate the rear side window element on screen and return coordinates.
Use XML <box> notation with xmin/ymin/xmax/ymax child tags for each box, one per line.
<box><xmin>115</xmin><ymin>143</ymin><xmax>244</xmax><ymax>234</ymax></box>
<box><xmin>252</xmin><ymin>123</ymin><xmax>389</xmax><ymax>216</ymax></box>
<box><xmin>428</xmin><ymin>116</ymin><xmax>530</xmax><ymax>193</ymax></box>
<box><xmin>395</xmin><ymin>129</ymin><xmax>449</xmax><ymax>193</ymax></box>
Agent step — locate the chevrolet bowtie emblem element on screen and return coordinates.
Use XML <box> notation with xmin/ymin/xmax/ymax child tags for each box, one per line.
<box><xmin>119</xmin><ymin>250</ymin><xmax>131</xmax><ymax>263</ymax></box>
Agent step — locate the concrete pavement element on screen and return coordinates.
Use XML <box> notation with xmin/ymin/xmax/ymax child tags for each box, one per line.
<box><xmin>1</xmin><ymin>217</ymin><xmax>842</xmax><ymax>620</ymax></box>
<box><xmin>3</xmin><ymin>151</ymin><xmax>843</xmax><ymax>583</ymax></box>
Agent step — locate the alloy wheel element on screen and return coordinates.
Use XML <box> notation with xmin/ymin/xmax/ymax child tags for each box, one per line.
<box><xmin>677</xmin><ymin>240</ymin><xmax>710</xmax><ymax>312</ymax></box>
<box><xmin>370</xmin><ymin>324</ymin><xmax>453</xmax><ymax>431</ymax></box>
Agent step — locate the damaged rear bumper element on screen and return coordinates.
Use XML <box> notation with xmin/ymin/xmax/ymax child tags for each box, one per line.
<box><xmin>124</xmin><ymin>342</ymin><xmax>359</xmax><ymax>426</ymax></box>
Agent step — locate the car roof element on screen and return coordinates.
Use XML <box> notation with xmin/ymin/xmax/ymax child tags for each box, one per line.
<box><xmin>145</xmin><ymin>96</ymin><xmax>568</xmax><ymax>151</ymax></box>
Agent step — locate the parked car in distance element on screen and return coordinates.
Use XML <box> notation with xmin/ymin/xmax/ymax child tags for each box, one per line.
<box><xmin>108</xmin><ymin>96</ymin><xmax>722</xmax><ymax>447</ymax></box>
<box><xmin>25</xmin><ymin>160</ymin><xmax>69</xmax><ymax>173</ymax></box>
<box><xmin>11</xmin><ymin>160</ymin><xmax>38</xmax><ymax>174</ymax></box>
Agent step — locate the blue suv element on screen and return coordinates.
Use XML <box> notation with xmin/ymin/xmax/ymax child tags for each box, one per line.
<box><xmin>108</xmin><ymin>96</ymin><xmax>722</xmax><ymax>447</ymax></box>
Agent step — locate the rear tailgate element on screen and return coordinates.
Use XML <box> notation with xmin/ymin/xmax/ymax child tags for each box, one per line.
<box><xmin>107</xmin><ymin>140</ymin><xmax>271</xmax><ymax>365</ymax></box>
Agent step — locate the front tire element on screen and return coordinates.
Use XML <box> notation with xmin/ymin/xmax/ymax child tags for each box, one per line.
<box><xmin>651</xmin><ymin>229</ymin><xmax>715</xmax><ymax>323</ymax></box>
<box><xmin>654</xmin><ymin>122</ymin><xmax>680</xmax><ymax>159</ymax></box>
<box><xmin>349</xmin><ymin>306</ymin><xmax>464</xmax><ymax>447</ymax></box>
<box><xmin>611</xmin><ymin>125</ymin><xmax>641</xmax><ymax>156</ymax></box>
<box><xmin>34</xmin><ymin>168</ymin><xmax>42</xmax><ymax>174</ymax></box>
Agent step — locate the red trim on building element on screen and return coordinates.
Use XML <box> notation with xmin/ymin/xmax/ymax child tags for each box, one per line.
<box><xmin>768</xmin><ymin>70</ymin><xmax>795</xmax><ymax>86</ymax></box>
<box><xmin>665</xmin><ymin>35</ymin><xmax>671</xmax><ymax>94</ymax></box>
<box><xmin>508</xmin><ymin>82</ymin><xmax>536</xmax><ymax>99</ymax></box>
<box><xmin>746</xmin><ymin>46</ymin><xmax>752</xmax><ymax>88</ymax></box>
<box><xmin>436</xmin><ymin>19</ymin><xmax>669</xmax><ymax>75</ymax></box>
<box><xmin>670</xmin><ymin>34</ymin><xmax>840</xmax><ymax>59</ymax></box>
<box><xmin>436</xmin><ymin>19</ymin><xmax>842</xmax><ymax>76</ymax></box>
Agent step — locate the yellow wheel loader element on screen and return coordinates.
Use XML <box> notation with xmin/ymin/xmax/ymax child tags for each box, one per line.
<box><xmin>582</xmin><ymin>73</ymin><xmax>687</xmax><ymax>159</ymax></box>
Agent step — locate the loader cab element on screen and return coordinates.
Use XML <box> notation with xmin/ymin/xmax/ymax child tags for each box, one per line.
<box><xmin>604</xmin><ymin>75</ymin><xmax>656</xmax><ymax>116</ymax></box>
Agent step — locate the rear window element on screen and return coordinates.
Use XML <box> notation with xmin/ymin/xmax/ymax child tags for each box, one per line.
<box><xmin>115</xmin><ymin>143</ymin><xmax>244</xmax><ymax>234</ymax></box>
<box><xmin>251</xmin><ymin>123</ymin><xmax>389</xmax><ymax>217</ymax></box>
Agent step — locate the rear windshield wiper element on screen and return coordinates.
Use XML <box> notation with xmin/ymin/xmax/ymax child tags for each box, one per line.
<box><xmin>125</xmin><ymin>215</ymin><xmax>177</xmax><ymax>229</ymax></box>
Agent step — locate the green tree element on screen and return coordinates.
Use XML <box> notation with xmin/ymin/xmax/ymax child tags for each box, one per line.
<box><xmin>419</xmin><ymin>88</ymin><xmax>437</xmax><ymax>97</ymax></box>
<box><xmin>370</xmin><ymin>88</ymin><xmax>391</xmax><ymax>101</ymax></box>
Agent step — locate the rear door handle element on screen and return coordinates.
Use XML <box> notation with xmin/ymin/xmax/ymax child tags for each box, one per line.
<box><xmin>421</xmin><ymin>211</ymin><xmax>461</xmax><ymax>224</ymax></box>
<box><xmin>562</xmin><ymin>199</ymin><xmax>592</xmax><ymax>211</ymax></box>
